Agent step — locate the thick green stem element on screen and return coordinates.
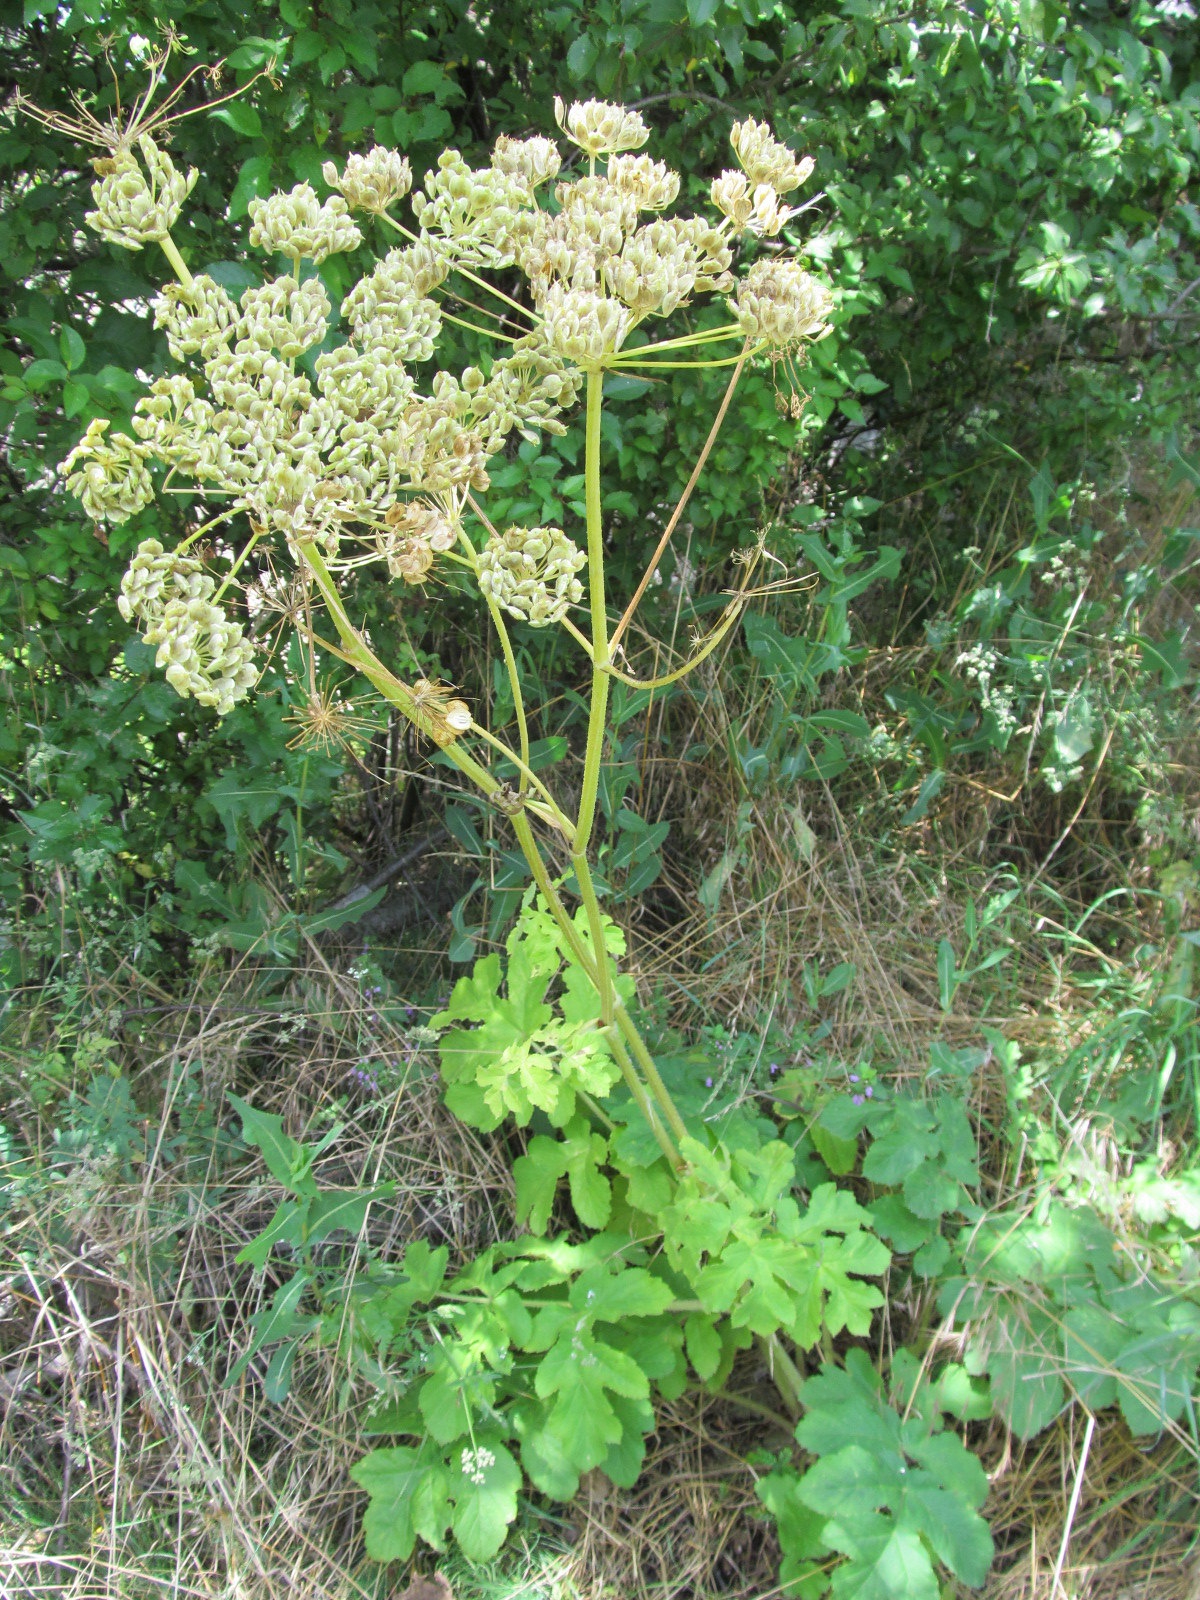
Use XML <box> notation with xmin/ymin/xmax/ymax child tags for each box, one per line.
<box><xmin>158</xmin><ymin>232</ymin><xmax>193</xmax><ymax>293</ymax></box>
<box><xmin>575</xmin><ymin>370</ymin><xmax>611</xmax><ymax>861</ymax></box>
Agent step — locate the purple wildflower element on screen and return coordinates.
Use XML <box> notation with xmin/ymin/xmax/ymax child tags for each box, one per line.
<box><xmin>864</xmin><ymin>1085</ymin><xmax>874</xmax><ymax>1098</ymax></box>
<box><xmin>849</xmin><ymin>1073</ymin><xmax>860</xmax><ymax>1083</ymax></box>
<box><xmin>851</xmin><ymin>1093</ymin><xmax>865</xmax><ymax>1106</ymax></box>
<box><xmin>704</xmin><ymin>1076</ymin><xmax>714</xmax><ymax>1088</ymax></box>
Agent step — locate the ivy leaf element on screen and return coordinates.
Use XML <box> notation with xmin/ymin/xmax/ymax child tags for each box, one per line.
<box><xmin>450</xmin><ymin>1440</ymin><xmax>520</xmax><ymax>1561</ymax></box>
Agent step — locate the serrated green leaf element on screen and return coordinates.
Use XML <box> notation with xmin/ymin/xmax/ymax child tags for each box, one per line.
<box><xmin>350</xmin><ymin>1447</ymin><xmax>424</xmax><ymax>1561</ymax></box>
<box><xmin>513</xmin><ymin>1135</ymin><xmax>568</xmax><ymax>1235</ymax></box>
<box><xmin>535</xmin><ymin>1327</ymin><xmax>649</xmax><ymax>1471</ymax></box>
<box><xmin>684</xmin><ymin>1311</ymin><xmax>722</xmax><ymax>1380</ymax></box>
<box><xmin>450</xmin><ymin>1440</ymin><xmax>520</xmax><ymax>1560</ymax></box>
<box><xmin>573</xmin><ymin>1265</ymin><xmax>674</xmax><ymax>1322</ymax></box>
<box><xmin>512</xmin><ymin>1400</ymin><xmax>580</xmax><ymax>1500</ymax></box>
<box><xmin>983</xmin><ymin>1310</ymin><xmax>1064</xmax><ymax>1438</ymax></box>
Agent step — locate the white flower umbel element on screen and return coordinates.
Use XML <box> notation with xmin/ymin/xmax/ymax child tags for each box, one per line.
<box><xmin>144</xmin><ymin>593</ymin><xmax>258</xmax><ymax>714</ymax></box>
<box><xmin>554</xmin><ymin>96</ymin><xmax>649</xmax><ymax>157</ymax></box>
<box><xmin>322</xmin><ymin>146</ymin><xmax>413</xmax><ymax>214</ymax></box>
<box><xmin>731</xmin><ymin>259</ymin><xmax>833</xmax><ymax>347</ymax></box>
<box><xmin>117</xmin><ymin>536</ymin><xmax>208</xmax><ymax>626</ymax></box>
<box><xmin>729</xmin><ymin>116</ymin><xmax>815</xmax><ymax>193</ymax></box>
<box><xmin>492</xmin><ymin>134</ymin><xmax>561</xmax><ymax>188</ymax></box>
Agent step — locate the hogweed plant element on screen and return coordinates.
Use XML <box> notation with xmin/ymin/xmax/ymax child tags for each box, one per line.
<box><xmin>39</xmin><ymin>60</ymin><xmax>996</xmax><ymax>1596</ymax></box>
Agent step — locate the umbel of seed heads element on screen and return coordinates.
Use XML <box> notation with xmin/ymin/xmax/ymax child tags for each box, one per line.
<box><xmin>62</xmin><ymin>97</ymin><xmax>832</xmax><ymax>726</ymax></box>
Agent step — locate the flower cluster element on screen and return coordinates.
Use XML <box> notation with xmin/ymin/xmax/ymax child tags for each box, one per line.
<box><xmin>64</xmin><ymin>96</ymin><xmax>832</xmax><ymax>717</ymax></box>
<box><xmin>477</xmin><ymin>525</ymin><xmax>586</xmax><ymax>626</ymax></box>
<box><xmin>733</xmin><ymin>259</ymin><xmax>832</xmax><ymax>348</ymax></box>
<box><xmin>379</xmin><ymin>500</ymin><xmax>457</xmax><ymax>583</ymax></box>
<box><xmin>62</xmin><ymin>419</ymin><xmax>154</xmax><ymax>523</ymax></box>
<box><xmin>322</xmin><ymin>146</ymin><xmax>412</xmax><ymax>214</ymax></box>
<box><xmin>117</xmin><ymin>537</ymin><xmax>258</xmax><ymax>714</ymax></box>
<box><xmin>86</xmin><ymin>134</ymin><xmax>197</xmax><ymax>250</ymax></box>
<box><xmin>248</xmin><ymin>182</ymin><xmax>362</xmax><ymax>263</ymax></box>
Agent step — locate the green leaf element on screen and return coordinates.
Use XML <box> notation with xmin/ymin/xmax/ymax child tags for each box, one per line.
<box><xmin>812</xmin><ymin>1119</ymin><xmax>859</xmax><ymax>1175</ymax></box>
<box><xmin>227</xmin><ymin>1093</ymin><xmax>312</xmax><ymax>1193</ymax></box>
<box><xmin>236</xmin><ymin>1197</ymin><xmax>306</xmax><ymax>1267</ymax></box>
<box><xmin>450</xmin><ymin>1440</ymin><xmax>521</xmax><ymax>1560</ymax></box>
<box><xmin>684</xmin><ymin>1311</ymin><xmax>723</xmax><ymax>1381</ymax></box>
<box><xmin>513</xmin><ymin>1135</ymin><xmax>566</xmax><ymax>1235</ymax></box>
<box><xmin>983</xmin><ymin>1310</ymin><xmax>1064</xmax><ymax>1438</ymax></box>
<box><xmin>351</xmin><ymin>1447</ymin><xmax>426</xmax><ymax>1561</ymax></box>
<box><xmin>572</xmin><ymin>1265</ymin><xmax>674</xmax><ymax>1322</ymax></box>
<box><xmin>223</xmin><ymin>1272</ymin><xmax>313</xmax><ymax>1388</ymax></box>
<box><xmin>566</xmin><ymin>34</ymin><xmax>598</xmax><ymax>79</ymax></box>
<box><xmin>305</xmin><ymin>1185</ymin><xmax>391</xmax><ymax>1244</ymax></box>
<box><xmin>937</xmin><ymin>940</ymin><xmax>957</xmax><ymax>1011</ymax></box>
<box><xmin>513</xmin><ymin>1400</ymin><xmax>579</xmax><ymax>1500</ymax></box>
<box><xmin>210</xmin><ymin>102</ymin><xmax>264</xmax><ymax>138</ymax></box>
<box><xmin>535</xmin><ymin>1327</ymin><xmax>649</xmax><ymax>1472</ymax></box>
<box><xmin>59</xmin><ymin>326</ymin><xmax>86</xmax><ymax>371</ymax></box>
